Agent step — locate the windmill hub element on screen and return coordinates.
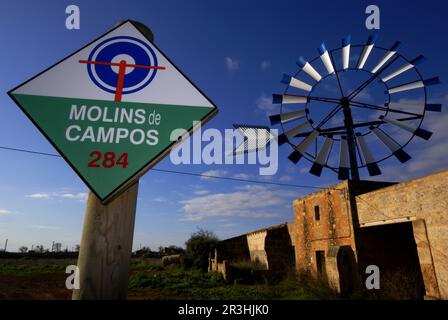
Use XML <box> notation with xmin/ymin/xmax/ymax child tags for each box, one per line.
<box><xmin>340</xmin><ymin>97</ymin><xmax>350</xmax><ymax>108</ymax></box>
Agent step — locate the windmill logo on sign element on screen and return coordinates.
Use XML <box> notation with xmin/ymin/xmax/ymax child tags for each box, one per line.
<box><xmin>79</xmin><ymin>36</ymin><xmax>166</xmax><ymax>102</ymax></box>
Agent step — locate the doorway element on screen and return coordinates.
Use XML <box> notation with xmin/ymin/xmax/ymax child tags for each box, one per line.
<box><xmin>337</xmin><ymin>246</ymin><xmax>358</xmax><ymax>295</ymax></box>
<box><xmin>357</xmin><ymin>222</ymin><xmax>425</xmax><ymax>299</ymax></box>
<box><xmin>316</xmin><ymin>250</ymin><xmax>326</xmax><ymax>278</ymax></box>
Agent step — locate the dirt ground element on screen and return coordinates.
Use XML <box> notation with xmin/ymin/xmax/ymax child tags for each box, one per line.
<box><xmin>0</xmin><ymin>257</ymin><xmax>166</xmax><ymax>300</ymax></box>
<box><xmin>0</xmin><ymin>272</ymin><xmax>174</xmax><ymax>300</ymax></box>
<box><xmin>0</xmin><ymin>273</ymin><xmax>71</xmax><ymax>300</ymax></box>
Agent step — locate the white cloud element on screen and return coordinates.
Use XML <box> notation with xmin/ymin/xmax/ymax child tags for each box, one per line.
<box><xmin>260</xmin><ymin>175</ymin><xmax>274</xmax><ymax>181</ymax></box>
<box><xmin>233</xmin><ymin>173</ymin><xmax>250</xmax><ymax>179</ymax></box>
<box><xmin>201</xmin><ymin>170</ymin><xmax>228</xmax><ymax>180</ymax></box>
<box><xmin>222</xmin><ymin>223</ymin><xmax>238</xmax><ymax>228</ymax></box>
<box><xmin>26</xmin><ymin>193</ymin><xmax>50</xmax><ymax>199</ymax></box>
<box><xmin>193</xmin><ymin>190</ymin><xmax>210</xmax><ymax>195</ymax></box>
<box><xmin>299</xmin><ymin>167</ymin><xmax>308</xmax><ymax>174</ymax></box>
<box><xmin>61</xmin><ymin>193</ymin><xmax>88</xmax><ymax>202</ymax></box>
<box><xmin>371</xmin><ymin>94</ymin><xmax>448</xmax><ymax>181</ymax></box>
<box><xmin>279</xmin><ymin>175</ymin><xmax>293</xmax><ymax>182</ymax></box>
<box><xmin>260</xmin><ymin>60</ymin><xmax>271</xmax><ymax>71</ymax></box>
<box><xmin>31</xmin><ymin>225</ymin><xmax>61</xmax><ymax>230</ymax></box>
<box><xmin>0</xmin><ymin>209</ymin><xmax>12</xmax><ymax>215</ymax></box>
<box><xmin>322</xmin><ymin>82</ymin><xmax>340</xmax><ymax>94</ymax></box>
<box><xmin>25</xmin><ymin>191</ymin><xmax>88</xmax><ymax>202</ymax></box>
<box><xmin>256</xmin><ymin>93</ymin><xmax>276</xmax><ymax>114</ymax></box>
<box><xmin>286</xmin><ymin>166</ymin><xmax>296</xmax><ymax>174</ymax></box>
<box><xmin>349</xmin><ymin>86</ymin><xmax>374</xmax><ymax>103</ymax></box>
<box><xmin>225</xmin><ymin>57</ymin><xmax>239</xmax><ymax>71</ymax></box>
<box><xmin>180</xmin><ymin>185</ymin><xmax>295</xmax><ymax>221</ymax></box>
<box><xmin>151</xmin><ymin>197</ymin><xmax>167</xmax><ymax>203</ymax></box>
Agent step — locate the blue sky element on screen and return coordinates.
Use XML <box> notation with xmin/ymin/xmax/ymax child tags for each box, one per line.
<box><xmin>0</xmin><ymin>0</ymin><xmax>447</xmax><ymax>251</ymax></box>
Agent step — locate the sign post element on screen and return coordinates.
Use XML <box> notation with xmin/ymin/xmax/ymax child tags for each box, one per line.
<box><xmin>73</xmin><ymin>182</ymin><xmax>139</xmax><ymax>299</ymax></box>
<box><xmin>8</xmin><ymin>20</ymin><xmax>218</xmax><ymax>299</ymax></box>
<box><xmin>73</xmin><ymin>21</ymin><xmax>153</xmax><ymax>300</ymax></box>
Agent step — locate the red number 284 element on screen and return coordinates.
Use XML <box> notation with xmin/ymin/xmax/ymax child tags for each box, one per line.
<box><xmin>88</xmin><ymin>151</ymin><xmax>128</xmax><ymax>169</ymax></box>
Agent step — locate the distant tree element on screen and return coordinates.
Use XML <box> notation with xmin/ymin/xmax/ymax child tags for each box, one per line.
<box><xmin>136</xmin><ymin>246</ymin><xmax>151</xmax><ymax>254</ymax></box>
<box><xmin>158</xmin><ymin>246</ymin><xmax>164</xmax><ymax>254</ymax></box>
<box><xmin>18</xmin><ymin>246</ymin><xmax>28</xmax><ymax>253</ymax></box>
<box><xmin>34</xmin><ymin>245</ymin><xmax>44</xmax><ymax>253</ymax></box>
<box><xmin>74</xmin><ymin>245</ymin><xmax>80</xmax><ymax>252</ymax></box>
<box><xmin>168</xmin><ymin>245</ymin><xmax>183</xmax><ymax>251</ymax></box>
<box><xmin>183</xmin><ymin>229</ymin><xmax>219</xmax><ymax>271</ymax></box>
<box><xmin>53</xmin><ymin>243</ymin><xmax>62</xmax><ymax>252</ymax></box>
<box><xmin>166</xmin><ymin>245</ymin><xmax>185</xmax><ymax>255</ymax></box>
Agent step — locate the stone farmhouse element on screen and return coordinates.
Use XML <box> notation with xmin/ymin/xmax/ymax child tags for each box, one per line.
<box><xmin>209</xmin><ymin>169</ymin><xmax>448</xmax><ymax>299</ymax></box>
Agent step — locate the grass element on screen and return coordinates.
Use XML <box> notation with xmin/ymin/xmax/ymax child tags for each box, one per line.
<box><xmin>230</xmin><ymin>260</ymin><xmax>267</xmax><ymax>271</ymax></box>
<box><xmin>128</xmin><ymin>258</ymin><xmax>339</xmax><ymax>300</ymax></box>
<box><xmin>0</xmin><ymin>258</ymin><xmax>76</xmax><ymax>275</ymax></box>
<box><xmin>0</xmin><ymin>257</ymin><xmax>340</xmax><ymax>300</ymax></box>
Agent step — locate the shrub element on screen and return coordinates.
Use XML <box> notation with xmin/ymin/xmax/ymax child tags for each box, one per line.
<box><xmin>182</xmin><ymin>229</ymin><xmax>218</xmax><ymax>271</ymax></box>
<box><xmin>128</xmin><ymin>269</ymin><xmax>225</xmax><ymax>290</ymax></box>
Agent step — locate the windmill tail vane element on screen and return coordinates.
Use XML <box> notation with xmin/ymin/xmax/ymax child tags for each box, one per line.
<box><xmin>269</xmin><ymin>35</ymin><xmax>442</xmax><ymax>180</ymax></box>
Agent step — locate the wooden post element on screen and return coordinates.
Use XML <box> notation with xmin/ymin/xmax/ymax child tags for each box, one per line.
<box><xmin>72</xmin><ymin>21</ymin><xmax>153</xmax><ymax>300</ymax></box>
<box><xmin>72</xmin><ymin>182</ymin><xmax>139</xmax><ymax>299</ymax></box>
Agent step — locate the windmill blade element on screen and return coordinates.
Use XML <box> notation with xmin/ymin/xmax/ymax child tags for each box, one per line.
<box><xmin>269</xmin><ymin>108</ymin><xmax>308</xmax><ymax>125</ymax></box>
<box><xmin>385</xmin><ymin>101</ymin><xmax>422</xmax><ymax>109</ymax></box>
<box><xmin>338</xmin><ymin>136</ymin><xmax>350</xmax><ymax>180</ymax></box>
<box><xmin>277</xmin><ymin>120</ymin><xmax>313</xmax><ymax>145</ymax></box>
<box><xmin>385</xmin><ymin>101</ymin><xmax>441</xmax><ymax>112</ymax></box>
<box><xmin>288</xmin><ymin>130</ymin><xmax>319</xmax><ymax>164</ymax></box>
<box><xmin>387</xmin><ymin>77</ymin><xmax>440</xmax><ymax>94</ymax></box>
<box><xmin>381</xmin><ymin>55</ymin><xmax>425</xmax><ymax>82</ymax></box>
<box><xmin>357</xmin><ymin>35</ymin><xmax>377</xmax><ymax>69</ymax></box>
<box><xmin>281</xmin><ymin>74</ymin><xmax>312</xmax><ymax>92</ymax></box>
<box><xmin>342</xmin><ymin>35</ymin><xmax>351</xmax><ymax>70</ymax></box>
<box><xmin>296</xmin><ymin>57</ymin><xmax>322</xmax><ymax>81</ymax></box>
<box><xmin>370</xmin><ymin>126</ymin><xmax>411</xmax><ymax>163</ymax></box>
<box><xmin>356</xmin><ymin>133</ymin><xmax>381</xmax><ymax>176</ymax></box>
<box><xmin>232</xmin><ymin>125</ymin><xmax>275</xmax><ymax>155</ymax></box>
<box><xmin>384</xmin><ymin>101</ymin><xmax>442</xmax><ymax>112</ymax></box>
<box><xmin>310</xmin><ymin>136</ymin><xmax>334</xmax><ymax>176</ymax></box>
<box><xmin>379</xmin><ymin>115</ymin><xmax>432</xmax><ymax>140</ymax></box>
<box><xmin>424</xmin><ymin>104</ymin><xmax>442</xmax><ymax>112</ymax></box>
<box><xmin>318</xmin><ymin>43</ymin><xmax>335</xmax><ymax>74</ymax></box>
<box><xmin>371</xmin><ymin>41</ymin><xmax>400</xmax><ymax>73</ymax></box>
<box><xmin>272</xmin><ymin>94</ymin><xmax>308</xmax><ymax>104</ymax></box>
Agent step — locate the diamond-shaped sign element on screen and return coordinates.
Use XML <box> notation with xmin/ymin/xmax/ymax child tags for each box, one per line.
<box><xmin>8</xmin><ymin>21</ymin><xmax>218</xmax><ymax>203</ymax></box>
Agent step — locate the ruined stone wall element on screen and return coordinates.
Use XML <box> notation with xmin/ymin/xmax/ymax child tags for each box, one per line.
<box><xmin>292</xmin><ymin>180</ymin><xmax>392</xmax><ymax>291</ymax></box>
<box><xmin>215</xmin><ymin>235</ymin><xmax>250</xmax><ymax>262</ymax></box>
<box><xmin>293</xmin><ymin>181</ymin><xmax>356</xmax><ymax>274</ymax></box>
<box><xmin>265</xmin><ymin>224</ymin><xmax>295</xmax><ymax>271</ymax></box>
<box><xmin>247</xmin><ymin>231</ymin><xmax>268</xmax><ymax>268</ymax></box>
<box><xmin>287</xmin><ymin>223</ymin><xmax>296</xmax><ymax>247</ymax></box>
<box><xmin>210</xmin><ymin>223</ymin><xmax>295</xmax><ymax>276</ymax></box>
<box><xmin>355</xmin><ymin>170</ymin><xmax>448</xmax><ymax>299</ymax></box>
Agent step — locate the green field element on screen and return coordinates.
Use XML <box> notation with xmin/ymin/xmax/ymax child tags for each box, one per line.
<box><xmin>0</xmin><ymin>257</ymin><xmax>338</xmax><ymax>300</ymax></box>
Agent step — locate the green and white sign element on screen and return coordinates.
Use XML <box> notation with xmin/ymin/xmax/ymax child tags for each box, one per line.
<box><xmin>8</xmin><ymin>21</ymin><xmax>218</xmax><ymax>203</ymax></box>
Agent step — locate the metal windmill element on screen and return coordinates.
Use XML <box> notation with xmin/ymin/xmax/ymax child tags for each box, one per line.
<box><xmin>270</xmin><ymin>35</ymin><xmax>442</xmax><ymax>180</ymax></box>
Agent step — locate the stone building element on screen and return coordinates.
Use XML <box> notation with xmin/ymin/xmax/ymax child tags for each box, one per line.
<box><xmin>293</xmin><ymin>170</ymin><xmax>448</xmax><ymax>299</ymax></box>
<box><xmin>209</xmin><ymin>223</ymin><xmax>295</xmax><ymax>279</ymax></box>
<box><xmin>211</xmin><ymin>169</ymin><xmax>448</xmax><ymax>299</ymax></box>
